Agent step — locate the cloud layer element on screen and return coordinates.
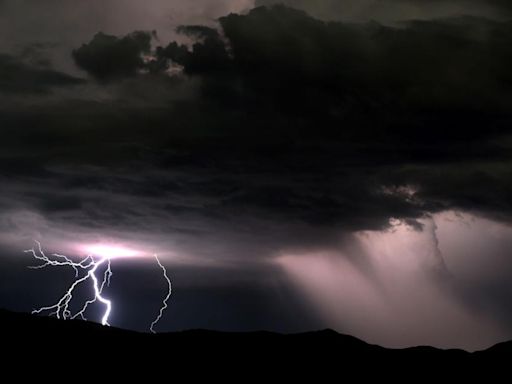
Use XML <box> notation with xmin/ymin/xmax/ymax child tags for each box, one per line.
<box><xmin>256</xmin><ymin>0</ymin><xmax>512</xmax><ymax>22</ymax></box>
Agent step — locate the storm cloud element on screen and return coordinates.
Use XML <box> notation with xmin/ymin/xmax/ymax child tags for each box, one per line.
<box><xmin>1</xmin><ymin>2</ymin><xmax>512</xmax><ymax>350</ymax></box>
<box><xmin>0</xmin><ymin>53</ymin><xmax>83</xmax><ymax>94</ymax></box>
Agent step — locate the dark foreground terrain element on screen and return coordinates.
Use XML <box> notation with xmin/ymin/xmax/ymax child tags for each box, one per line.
<box><xmin>1</xmin><ymin>309</ymin><xmax>508</xmax><ymax>378</ymax></box>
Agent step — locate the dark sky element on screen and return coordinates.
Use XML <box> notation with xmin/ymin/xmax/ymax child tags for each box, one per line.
<box><xmin>1</xmin><ymin>0</ymin><xmax>512</xmax><ymax>350</ymax></box>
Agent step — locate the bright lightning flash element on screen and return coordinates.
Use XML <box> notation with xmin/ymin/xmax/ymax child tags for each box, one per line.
<box><xmin>150</xmin><ymin>255</ymin><xmax>172</xmax><ymax>334</ymax></box>
<box><xmin>25</xmin><ymin>241</ymin><xmax>172</xmax><ymax>331</ymax></box>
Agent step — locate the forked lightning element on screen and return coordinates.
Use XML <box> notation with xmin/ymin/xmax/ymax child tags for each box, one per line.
<box><xmin>25</xmin><ymin>240</ymin><xmax>171</xmax><ymax>331</ymax></box>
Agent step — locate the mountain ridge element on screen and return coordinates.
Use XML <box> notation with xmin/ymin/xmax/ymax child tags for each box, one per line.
<box><xmin>1</xmin><ymin>308</ymin><xmax>508</xmax><ymax>376</ymax></box>
<box><xmin>2</xmin><ymin>308</ymin><xmax>505</xmax><ymax>352</ymax></box>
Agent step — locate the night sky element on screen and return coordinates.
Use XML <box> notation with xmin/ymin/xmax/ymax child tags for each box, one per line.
<box><xmin>1</xmin><ymin>0</ymin><xmax>512</xmax><ymax>351</ymax></box>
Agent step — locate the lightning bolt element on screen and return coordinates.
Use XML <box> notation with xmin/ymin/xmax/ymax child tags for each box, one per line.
<box><xmin>150</xmin><ymin>254</ymin><xmax>172</xmax><ymax>334</ymax></box>
<box><xmin>26</xmin><ymin>240</ymin><xmax>112</xmax><ymax>326</ymax></box>
<box><xmin>25</xmin><ymin>241</ymin><xmax>172</xmax><ymax>331</ymax></box>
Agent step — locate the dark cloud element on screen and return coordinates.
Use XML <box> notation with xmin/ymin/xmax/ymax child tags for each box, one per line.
<box><xmin>0</xmin><ymin>53</ymin><xmax>83</xmax><ymax>94</ymax></box>
<box><xmin>157</xmin><ymin>26</ymin><xmax>232</xmax><ymax>74</ymax></box>
<box><xmin>72</xmin><ymin>31</ymin><xmax>155</xmax><ymax>80</ymax></box>
<box><xmin>215</xmin><ymin>7</ymin><xmax>512</xmax><ymax>112</ymax></box>
<box><xmin>0</xmin><ymin>1</ymin><xmax>252</xmax><ymax>79</ymax></box>
<box><xmin>4</xmin><ymin>6</ymin><xmax>512</xmax><ymax>233</ymax></box>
